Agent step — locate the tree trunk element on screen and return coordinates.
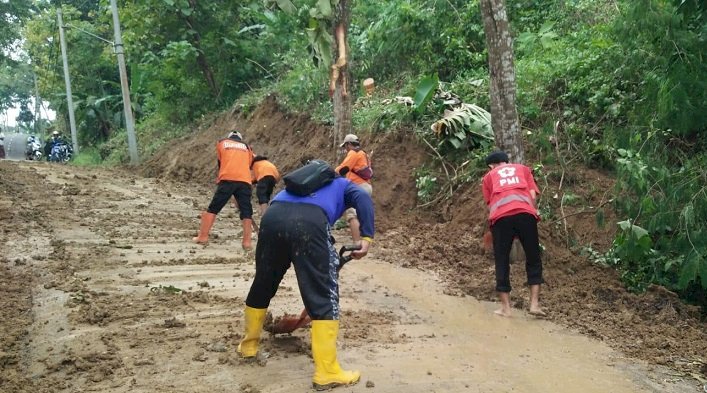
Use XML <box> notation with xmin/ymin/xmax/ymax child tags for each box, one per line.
<box><xmin>479</xmin><ymin>0</ymin><xmax>524</xmax><ymax>163</ymax></box>
<box><xmin>184</xmin><ymin>0</ymin><xmax>219</xmax><ymax>99</ymax></box>
<box><xmin>331</xmin><ymin>0</ymin><xmax>352</xmax><ymax>159</ymax></box>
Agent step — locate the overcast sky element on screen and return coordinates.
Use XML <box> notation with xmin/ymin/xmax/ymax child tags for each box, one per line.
<box><xmin>1</xmin><ymin>100</ymin><xmax>56</xmax><ymax>128</ymax></box>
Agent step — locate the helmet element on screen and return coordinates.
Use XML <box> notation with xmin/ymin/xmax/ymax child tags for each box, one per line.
<box><xmin>52</xmin><ymin>131</ymin><xmax>60</xmax><ymax>137</ymax></box>
<box><xmin>228</xmin><ymin>131</ymin><xmax>242</xmax><ymax>140</ymax></box>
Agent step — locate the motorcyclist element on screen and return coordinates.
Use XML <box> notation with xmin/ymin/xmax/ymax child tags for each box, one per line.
<box><xmin>26</xmin><ymin>135</ymin><xmax>42</xmax><ymax>160</ymax></box>
<box><xmin>45</xmin><ymin>131</ymin><xmax>72</xmax><ymax>162</ymax></box>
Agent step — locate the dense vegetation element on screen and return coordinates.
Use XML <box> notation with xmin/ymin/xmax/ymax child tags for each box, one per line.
<box><xmin>2</xmin><ymin>0</ymin><xmax>705</xmax><ymax>308</ymax></box>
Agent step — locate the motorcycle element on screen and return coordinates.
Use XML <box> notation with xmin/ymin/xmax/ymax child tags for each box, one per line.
<box><xmin>26</xmin><ymin>140</ymin><xmax>43</xmax><ymax>161</ymax></box>
<box><xmin>49</xmin><ymin>142</ymin><xmax>73</xmax><ymax>163</ymax></box>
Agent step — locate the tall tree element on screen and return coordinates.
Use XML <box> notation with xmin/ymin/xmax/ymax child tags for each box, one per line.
<box><xmin>268</xmin><ymin>0</ymin><xmax>355</xmax><ymax>154</ymax></box>
<box><xmin>180</xmin><ymin>0</ymin><xmax>219</xmax><ymax>99</ymax></box>
<box><xmin>0</xmin><ymin>0</ymin><xmax>34</xmax><ymax>112</ymax></box>
<box><xmin>330</xmin><ymin>0</ymin><xmax>352</xmax><ymax>153</ymax></box>
<box><xmin>479</xmin><ymin>0</ymin><xmax>523</xmax><ymax>163</ymax></box>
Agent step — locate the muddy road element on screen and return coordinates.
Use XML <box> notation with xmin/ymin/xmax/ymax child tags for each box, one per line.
<box><xmin>2</xmin><ymin>132</ymin><xmax>32</xmax><ymax>160</ymax></box>
<box><xmin>0</xmin><ymin>160</ymin><xmax>701</xmax><ymax>392</ymax></box>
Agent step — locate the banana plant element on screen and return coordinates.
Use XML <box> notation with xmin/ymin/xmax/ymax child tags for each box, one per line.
<box><xmin>266</xmin><ymin>0</ymin><xmax>339</xmax><ymax>68</ymax></box>
<box><xmin>431</xmin><ymin>103</ymin><xmax>494</xmax><ymax>149</ymax></box>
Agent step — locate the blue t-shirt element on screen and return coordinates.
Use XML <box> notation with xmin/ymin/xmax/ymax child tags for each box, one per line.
<box><xmin>272</xmin><ymin>177</ymin><xmax>375</xmax><ymax>238</ymax></box>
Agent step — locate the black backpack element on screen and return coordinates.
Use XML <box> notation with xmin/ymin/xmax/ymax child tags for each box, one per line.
<box><xmin>283</xmin><ymin>159</ymin><xmax>336</xmax><ymax>196</ymax></box>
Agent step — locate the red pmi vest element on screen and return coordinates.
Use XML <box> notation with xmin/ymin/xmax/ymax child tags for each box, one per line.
<box><xmin>483</xmin><ymin>163</ymin><xmax>539</xmax><ymax>224</ymax></box>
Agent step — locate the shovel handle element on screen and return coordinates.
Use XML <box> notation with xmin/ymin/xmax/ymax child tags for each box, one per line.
<box><xmin>339</xmin><ymin>244</ymin><xmax>362</xmax><ymax>265</ymax></box>
<box><xmin>272</xmin><ymin>244</ymin><xmax>362</xmax><ymax>334</ymax></box>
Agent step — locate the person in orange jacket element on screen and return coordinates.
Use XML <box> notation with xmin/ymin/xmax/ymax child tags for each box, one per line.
<box><xmin>193</xmin><ymin>131</ymin><xmax>255</xmax><ymax>250</ymax></box>
<box><xmin>482</xmin><ymin>150</ymin><xmax>544</xmax><ymax>317</ymax></box>
<box><xmin>335</xmin><ymin>134</ymin><xmax>373</xmax><ymax>243</ymax></box>
<box><xmin>251</xmin><ymin>155</ymin><xmax>280</xmax><ymax>216</ymax></box>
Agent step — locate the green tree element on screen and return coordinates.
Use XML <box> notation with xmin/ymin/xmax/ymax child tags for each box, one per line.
<box><xmin>0</xmin><ymin>0</ymin><xmax>34</xmax><ymax>112</ymax></box>
<box><xmin>25</xmin><ymin>4</ymin><xmax>122</xmax><ymax>144</ymax></box>
<box><xmin>119</xmin><ymin>0</ymin><xmax>287</xmax><ymax>122</ymax></box>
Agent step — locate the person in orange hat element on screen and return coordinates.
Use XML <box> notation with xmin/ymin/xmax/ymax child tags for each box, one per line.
<box><xmin>251</xmin><ymin>155</ymin><xmax>280</xmax><ymax>216</ymax></box>
<box><xmin>335</xmin><ymin>134</ymin><xmax>372</xmax><ymax>243</ymax></box>
<box><xmin>193</xmin><ymin>131</ymin><xmax>255</xmax><ymax>250</ymax></box>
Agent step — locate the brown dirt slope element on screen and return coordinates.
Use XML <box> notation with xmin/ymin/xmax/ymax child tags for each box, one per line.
<box><xmin>140</xmin><ymin>95</ymin><xmax>424</xmax><ymax>230</ymax></box>
<box><xmin>139</xmin><ymin>96</ymin><xmax>706</xmax><ymax>379</ymax></box>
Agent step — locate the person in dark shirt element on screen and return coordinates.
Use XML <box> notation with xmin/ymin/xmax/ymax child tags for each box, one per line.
<box><xmin>237</xmin><ymin>161</ymin><xmax>374</xmax><ymax>391</ymax></box>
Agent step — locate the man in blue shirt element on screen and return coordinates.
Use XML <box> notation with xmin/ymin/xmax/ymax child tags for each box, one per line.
<box><xmin>237</xmin><ymin>162</ymin><xmax>374</xmax><ymax>391</ymax></box>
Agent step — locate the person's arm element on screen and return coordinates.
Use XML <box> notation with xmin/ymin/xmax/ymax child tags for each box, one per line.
<box><xmin>216</xmin><ymin>142</ymin><xmax>222</xmax><ymax>170</ymax></box>
<box><xmin>481</xmin><ymin>174</ymin><xmax>492</xmax><ymax>205</ymax></box>
<box><xmin>525</xmin><ymin>166</ymin><xmax>540</xmax><ymax>207</ymax></box>
<box><xmin>343</xmin><ymin>182</ymin><xmax>375</xmax><ymax>258</ymax></box>
<box><xmin>335</xmin><ymin>151</ymin><xmax>356</xmax><ymax>176</ymax></box>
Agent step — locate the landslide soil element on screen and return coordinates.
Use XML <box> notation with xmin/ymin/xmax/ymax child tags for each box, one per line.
<box><xmin>0</xmin><ymin>97</ymin><xmax>704</xmax><ymax>392</ymax></box>
<box><xmin>144</xmin><ymin>96</ymin><xmax>706</xmax><ymax>377</ymax></box>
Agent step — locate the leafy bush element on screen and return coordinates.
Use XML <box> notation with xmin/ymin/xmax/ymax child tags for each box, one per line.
<box><xmin>414</xmin><ymin>166</ymin><xmax>438</xmax><ymax>203</ymax></box>
<box><xmin>608</xmin><ymin>220</ymin><xmax>659</xmax><ymax>292</ymax></box>
<box><xmin>99</xmin><ymin>112</ymin><xmax>192</xmax><ymax>164</ymax></box>
<box><xmin>71</xmin><ymin>147</ymin><xmax>104</xmax><ymax>167</ymax></box>
<box><xmin>611</xmin><ymin>147</ymin><xmax>707</xmax><ymax>304</ymax></box>
<box><xmin>352</xmin><ymin>0</ymin><xmax>486</xmax><ymax>80</ymax></box>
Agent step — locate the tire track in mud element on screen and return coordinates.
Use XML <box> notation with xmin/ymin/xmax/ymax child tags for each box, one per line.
<box><xmin>0</xmin><ymin>160</ymin><xmax>702</xmax><ymax>393</ymax></box>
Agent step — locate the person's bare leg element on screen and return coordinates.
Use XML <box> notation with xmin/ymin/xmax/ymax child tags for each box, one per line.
<box><xmin>494</xmin><ymin>292</ymin><xmax>512</xmax><ymax>317</ymax></box>
<box><xmin>348</xmin><ymin>218</ymin><xmax>361</xmax><ymax>243</ymax></box>
<box><xmin>528</xmin><ymin>284</ymin><xmax>546</xmax><ymax>316</ymax></box>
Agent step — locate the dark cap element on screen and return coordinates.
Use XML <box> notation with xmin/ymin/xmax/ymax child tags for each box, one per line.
<box><xmin>485</xmin><ymin>151</ymin><xmax>509</xmax><ymax>165</ymax></box>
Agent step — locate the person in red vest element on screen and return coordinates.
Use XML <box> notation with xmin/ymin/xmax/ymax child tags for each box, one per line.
<box><xmin>193</xmin><ymin>131</ymin><xmax>255</xmax><ymax>250</ymax></box>
<box><xmin>482</xmin><ymin>150</ymin><xmax>545</xmax><ymax>317</ymax></box>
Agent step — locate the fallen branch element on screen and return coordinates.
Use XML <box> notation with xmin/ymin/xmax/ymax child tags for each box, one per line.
<box><xmin>550</xmin><ymin>199</ymin><xmax>614</xmax><ymax>224</ymax></box>
<box><xmin>420</xmin><ymin>136</ymin><xmax>453</xmax><ymax>197</ymax></box>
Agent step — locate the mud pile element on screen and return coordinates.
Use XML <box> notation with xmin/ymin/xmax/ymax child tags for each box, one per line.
<box><xmin>140</xmin><ymin>95</ymin><xmax>425</xmax><ymax>231</ymax></box>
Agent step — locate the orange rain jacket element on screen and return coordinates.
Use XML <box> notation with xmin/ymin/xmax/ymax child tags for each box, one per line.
<box><xmin>335</xmin><ymin>149</ymin><xmax>371</xmax><ymax>185</ymax></box>
<box><xmin>252</xmin><ymin>159</ymin><xmax>280</xmax><ymax>183</ymax></box>
<box><xmin>216</xmin><ymin>137</ymin><xmax>254</xmax><ymax>183</ymax></box>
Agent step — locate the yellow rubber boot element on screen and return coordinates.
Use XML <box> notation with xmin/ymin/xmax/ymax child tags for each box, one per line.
<box><xmin>237</xmin><ymin>306</ymin><xmax>267</xmax><ymax>358</ymax></box>
<box><xmin>192</xmin><ymin>212</ymin><xmax>216</xmax><ymax>244</ymax></box>
<box><xmin>241</xmin><ymin>218</ymin><xmax>253</xmax><ymax>250</ymax></box>
<box><xmin>311</xmin><ymin>320</ymin><xmax>361</xmax><ymax>390</ymax></box>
